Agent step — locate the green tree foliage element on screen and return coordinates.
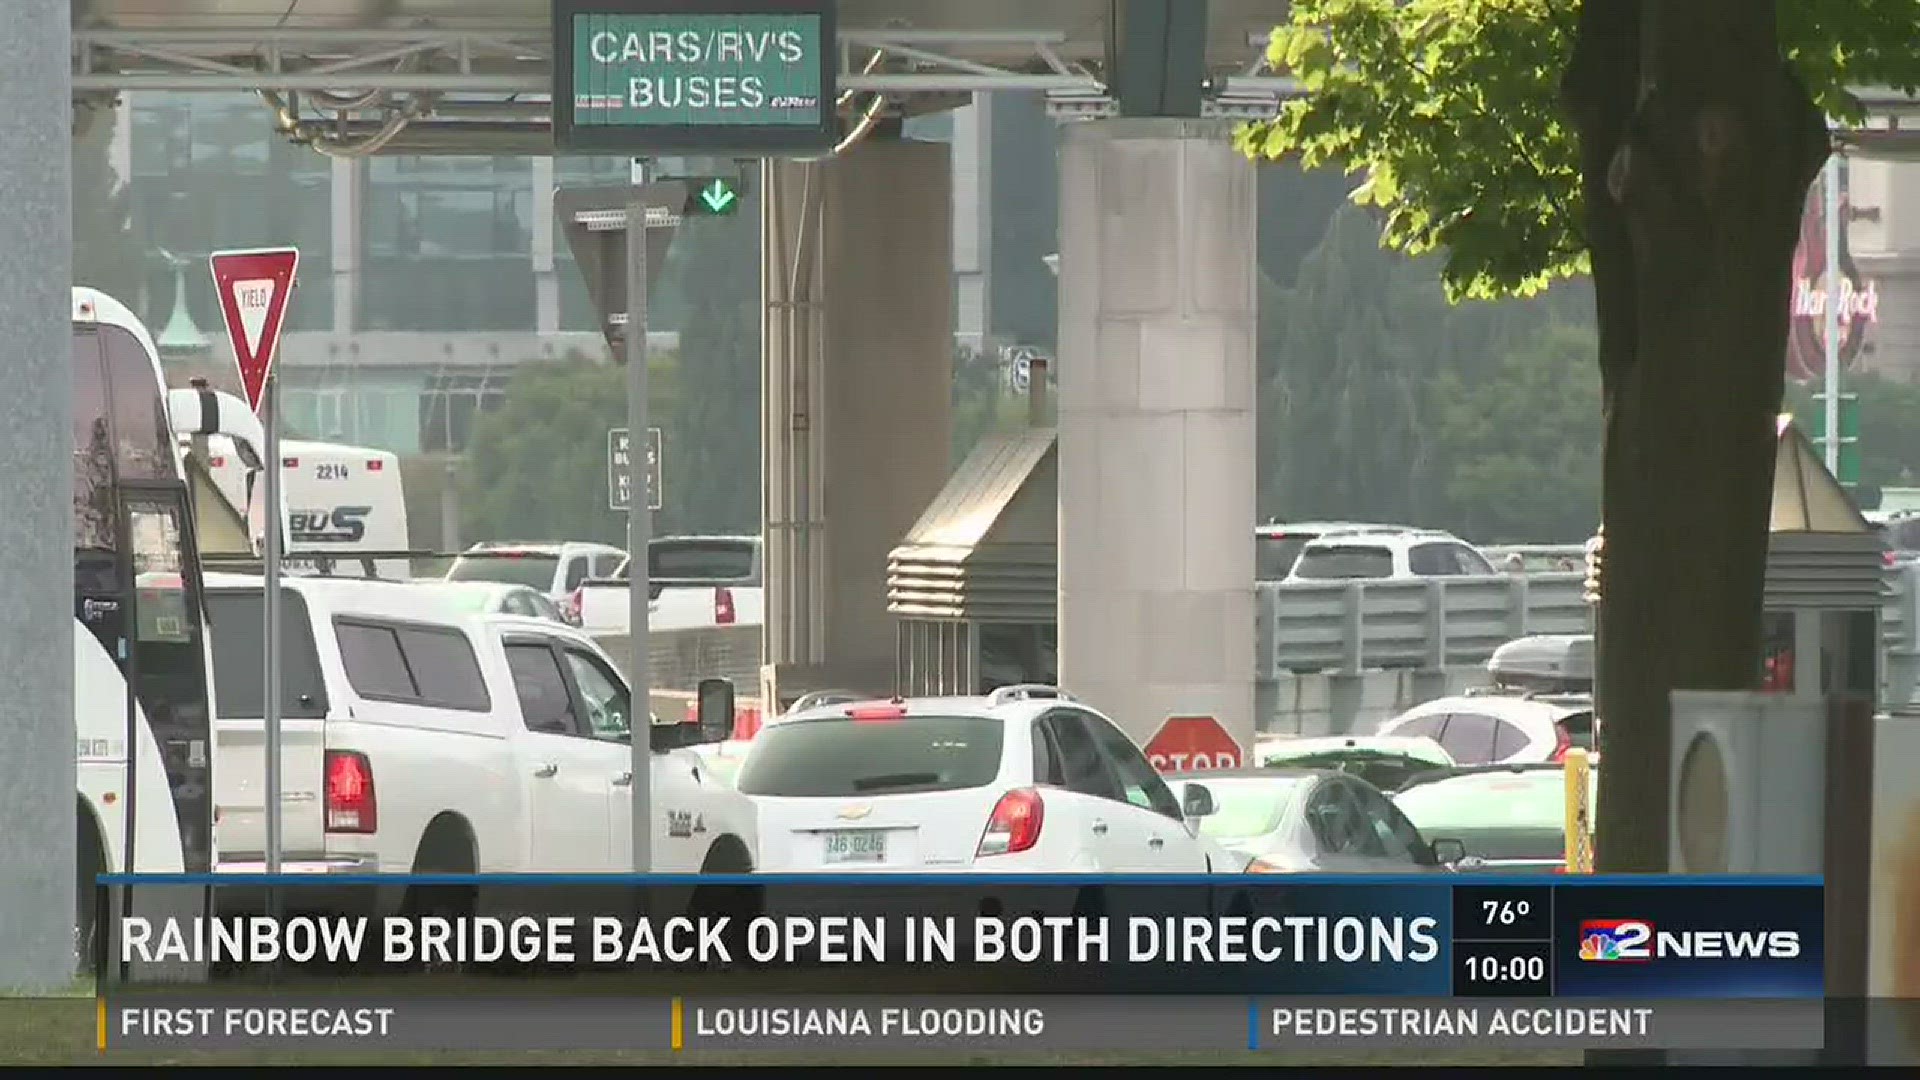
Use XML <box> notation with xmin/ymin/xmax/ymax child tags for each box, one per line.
<box><xmin>1430</xmin><ymin>323</ymin><xmax>1603</xmax><ymax>542</ymax></box>
<box><xmin>458</xmin><ymin>351</ymin><xmax>680</xmax><ymax>546</ymax></box>
<box><xmin>663</xmin><ymin>201</ymin><xmax>761</xmax><ymax>533</ymax></box>
<box><xmin>951</xmin><ymin>345</ymin><xmax>1039</xmax><ymax>465</ymax></box>
<box><xmin>1236</xmin><ymin>0</ymin><xmax>1920</xmax><ymax>301</ymax></box>
<box><xmin>1260</xmin><ymin>203</ymin><xmax>1593</xmax><ymax>538</ymax></box>
<box><xmin>1239</xmin><ymin>0</ymin><xmax>1920</xmax><ymax>882</ymax></box>
<box><xmin>1783</xmin><ymin>373</ymin><xmax>1920</xmax><ymax>490</ymax></box>
<box><xmin>72</xmin><ymin>104</ymin><xmax>143</xmax><ymax>303</ymax></box>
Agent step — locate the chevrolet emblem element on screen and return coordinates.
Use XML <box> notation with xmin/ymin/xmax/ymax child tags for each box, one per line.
<box><xmin>836</xmin><ymin>804</ymin><xmax>873</xmax><ymax>821</ymax></box>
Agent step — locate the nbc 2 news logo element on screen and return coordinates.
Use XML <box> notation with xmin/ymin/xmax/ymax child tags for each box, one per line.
<box><xmin>1578</xmin><ymin>919</ymin><xmax>1802</xmax><ymax>962</ymax></box>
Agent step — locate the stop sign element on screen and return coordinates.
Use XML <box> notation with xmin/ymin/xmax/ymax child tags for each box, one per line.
<box><xmin>1143</xmin><ymin>715</ymin><xmax>1243</xmax><ymax>773</ymax></box>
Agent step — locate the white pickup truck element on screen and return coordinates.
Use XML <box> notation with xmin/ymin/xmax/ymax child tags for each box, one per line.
<box><xmin>203</xmin><ymin>573</ymin><xmax>759</xmax><ymax>916</ymax></box>
<box><xmin>576</xmin><ymin>535</ymin><xmax>765</xmax><ymax>634</ymax></box>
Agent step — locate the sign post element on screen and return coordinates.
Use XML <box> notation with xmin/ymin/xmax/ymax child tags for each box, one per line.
<box><xmin>1143</xmin><ymin>715</ymin><xmax>1244</xmax><ymax>773</ymax></box>
<box><xmin>557</xmin><ymin>184</ymin><xmax>683</xmax><ymax>874</ymax></box>
<box><xmin>607</xmin><ymin>426</ymin><xmax>663</xmax><ymax>511</ymax></box>
<box><xmin>209</xmin><ymin>247</ymin><xmax>299</xmax><ymax>875</ymax></box>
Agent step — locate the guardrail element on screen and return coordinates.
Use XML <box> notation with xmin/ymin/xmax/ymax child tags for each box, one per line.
<box><xmin>1258</xmin><ymin>567</ymin><xmax>1920</xmax><ymax>689</ymax></box>
<box><xmin>629</xmin><ymin>566</ymin><xmax>1920</xmax><ymax>708</ymax></box>
<box><xmin>1257</xmin><ymin>572</ymin><xmax>1594</xmax><ymax>677</ymax></box>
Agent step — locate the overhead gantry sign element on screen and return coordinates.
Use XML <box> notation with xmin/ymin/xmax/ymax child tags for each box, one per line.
<box><xmin>552</xmin><ymin>0</ymin><xmax>838</xmax><ymax>154</ymax></box>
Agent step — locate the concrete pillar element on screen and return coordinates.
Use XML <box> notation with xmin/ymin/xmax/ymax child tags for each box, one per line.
<box><xmin>531</xmin><ymin>156</ymin><xmax>560</xmax><ymax>333</ymax></box>
<box><xmin>761</xmin><ymin>138</ymin><xmax>954</xmax><ymax>705</ymax></box>
<box><xmin>951</xmin><ymin>96</ymin><xmax>992</xmax><ymax>352</ymax></box>
<box><xmin>0</xmin><ymin>0</ymin><xmax>76</xmax><ymax>988</ymax></box>
<box><xmin>1055</xmin><ymin>119</ymin><xmax>1257</xmax><ymax>750</ymax></box>
<box><xmin>329</xmin><ymin>157</ymin><xmax>361</xmax><ymax>332</ymax></box>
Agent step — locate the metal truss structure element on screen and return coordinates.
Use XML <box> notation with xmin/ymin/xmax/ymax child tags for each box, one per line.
<box><xmin>71</xmin><ymin>23</ymin><xmax>1299</xmax><ymax>153</ymax></box>
<box><xmin>77</xmin><ymin>21</ymin><xmax>1911</xmax><ymax>154</ymax></box>
<box><xmin>71</xmin><ymin>27</ymin><xmax>1118</xmax><ymax>95</ymax></box>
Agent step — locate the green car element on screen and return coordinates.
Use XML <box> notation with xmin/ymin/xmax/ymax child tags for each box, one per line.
<box><xmin>1391</xmin><ymin>762</ymin><xmax>1599</xmax><ymax>872</ymax></box>
<box><xmin>1256</xmin><ymin>734</ymin><xmax>1456</xmax><ymax>793</ymax></box>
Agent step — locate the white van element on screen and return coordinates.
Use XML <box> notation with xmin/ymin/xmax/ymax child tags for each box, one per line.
<box><xmin>200</xmin><ymin>437</ymin><xmax>410</xmax><ymax>578</ymax></box>
<box><xmin>202</xmin><ymin>573</ymin><xmax>759</xmax><ymax>913</ymax></box>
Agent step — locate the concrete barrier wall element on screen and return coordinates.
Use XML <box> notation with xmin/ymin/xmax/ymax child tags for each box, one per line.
<box><xmin>591</xmin><ymin>625</ymin><xmax>762</xmax><ymax>692</ymax></box>
<box><xmin>1258</xmin><ymin>666</ymin><xmax>1488</xmax><ymax>737</ymax></box>
<box><xmin>624</xmin><ymin>560</ymin><xmax>1920</xmax><ymax>741</ymax></box>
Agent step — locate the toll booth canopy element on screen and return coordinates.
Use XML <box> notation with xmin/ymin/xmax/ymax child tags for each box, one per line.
<box><xmin>887</xmin><ymin>427</ymin><xmax>1057</xmax><ymax>695</ymax></box>
<box><xmin>1762</xmin><ymin>415</ymin><xmax>1885</xmax><ymax>698</ymax></box>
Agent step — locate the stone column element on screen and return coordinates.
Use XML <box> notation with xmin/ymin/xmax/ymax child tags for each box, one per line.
<box><xmin>761</xmin><ymin>138</ymin><xmax>954</xmax><ymax>705</ymax></box>
<box><xmin>0</xmin><ymin>0</ymin><xmax>76</xmax><ymax>988</ymax></box>
<box><xmin>1055</xmin><ymin>118</ymin><xmax>1258</xmax><ymax>750</ymax></box>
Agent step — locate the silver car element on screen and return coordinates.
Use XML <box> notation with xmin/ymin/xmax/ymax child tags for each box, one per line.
<box><xmin>1171</xmin><ymin>768</ymin><xmax>1454</xmax><ymax>874</ymax></box>
<box><xmin>426</xmin><ymin>580</ymin><xmax>572</xmax><ymax>625</ymax></box>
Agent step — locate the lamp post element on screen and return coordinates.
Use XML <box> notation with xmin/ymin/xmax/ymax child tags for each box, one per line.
<box><xmin>1822</xmin><ymin>152</ymin><xmax>1843</xmax><ymax>476</ymax></box>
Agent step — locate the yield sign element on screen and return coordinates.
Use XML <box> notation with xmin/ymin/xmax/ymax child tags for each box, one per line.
<box><xmin>209</xmin><ymin>248</ymin><xmax>300</xmax><ymax>413</ymax></box>
<box><xmin>1143</xmin><ymin>715</ymin><xmax>1243</xmax><ymax>773</ymax></box>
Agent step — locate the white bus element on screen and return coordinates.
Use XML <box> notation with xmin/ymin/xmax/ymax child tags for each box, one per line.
<box><xmin>200</xmin><ymin>436</ymin><xmax>411</xmax><ymax>579</ymax></box>
<box><xmin>72</xmin><ymin>287</ymin><xmax>269</xmax><ymax>958</ymax></box>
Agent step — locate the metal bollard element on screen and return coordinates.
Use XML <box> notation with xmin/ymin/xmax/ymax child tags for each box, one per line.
<box><xmin>1563</xmin><ymin>747</ymin><xmax>1594</xmax><ymax>874</ymax></box>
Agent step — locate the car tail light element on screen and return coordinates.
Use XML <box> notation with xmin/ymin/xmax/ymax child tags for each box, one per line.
<box><xmin>1551</xmin><ymin>724</ymin><xmax>1573</xmax><ymax>762</ymax></box>
<box><xmin>976</xmin><ymin>789</ymin><xmax>1044</xmax><ymax>857</ymax></box>
<box><xmin>1244</xmin><ymin>857</ymin><xmax>1289</xmax><ymax>874</ymax></box>
<box><xmin>324</xmin><ymin>750</ymin><xmax>377</xmax><ymax>834</ymax></box>
<box><xmin>847</xmin><ymin>703</ymin><xmax>907</xmax><ymax>722</ymax></box>
<box><xmin>281</xmin><ymin>457</ymin><xmax>299</xmax><ymax>469</ymax></box>
<box><xmin>563</xmin><ymin>587</ymin><xmax>584</xmax><ymax>624</ymax></box>
<box><xmin>714</xmin><ymin>586</ymin><xmax>736</xmax><ymax>625</ymax></box>
<box><xmin>366</xmin><ymin>459</ymin><xmax>382</xmax><ymax>472</ymax></box>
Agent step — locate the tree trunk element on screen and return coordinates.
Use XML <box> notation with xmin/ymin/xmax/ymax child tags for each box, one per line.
<box><xmin>1564</xmin><ymin>0</ymin><xmax>1831</xmax><ymax>877</ymax></box>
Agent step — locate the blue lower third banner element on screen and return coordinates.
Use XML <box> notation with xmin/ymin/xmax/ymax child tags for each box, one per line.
<box><xmin>94</xmin><ymin>874</ymin><xmax>1822</xmax><ymax>1049</ymax></box>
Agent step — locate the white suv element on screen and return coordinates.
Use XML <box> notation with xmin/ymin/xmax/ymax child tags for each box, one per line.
<box><xmin>444</xmin><ymin>540</ymin><xmax>627</xmax><ymax>609</ymax></box>
<box><xmin>733</xmin><ymin>686</ymin><xmax>1227</xmax><ymax>873</ymax></box>
<box><xmin>1285</xmin><ymin>530</ymin><xmax>1496</xmax><ymax>582</ymax></box>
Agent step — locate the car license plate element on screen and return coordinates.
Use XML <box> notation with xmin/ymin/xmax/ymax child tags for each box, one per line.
<box><xmin>822</xmin><ymin>829</ymin><xmax>887</xmax><ymax>864</ymax></box>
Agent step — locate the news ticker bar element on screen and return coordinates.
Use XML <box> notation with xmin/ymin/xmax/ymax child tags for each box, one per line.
<box><xmin>102</xmin><ymin>995</ymin><xmax>1822</xmax><ymax>1052</ymax></box>
<box><xmin>102</xmin><ymin>878</ymin><xmax>1827</xmax><ymax>998</ymax></box>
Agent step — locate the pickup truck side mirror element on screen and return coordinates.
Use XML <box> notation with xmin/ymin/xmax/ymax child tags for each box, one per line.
<box><xmin>694</xmin><ymin>678</ymin><xmax>735</xmax><ymax>745</ymax></box>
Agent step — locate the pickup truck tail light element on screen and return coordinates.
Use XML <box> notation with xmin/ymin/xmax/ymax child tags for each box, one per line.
<box><xmin>976</xmin><ymin>788</ymin><xmax>1044</xmax><ymax>857</ymax></box>
<box><xmin>562</xmin><ymin>587</ymin><xmax>584</xmax><ymax>625</ymax></box>
<box><xmin>325</xmin><ymin>750</ymin><xmax>378</xmax><ymax>834</ymax></box>
<box><xmin>714</xmin><ymin>586</ymin><xmax>736</xmax><ymax>625</ymax></box>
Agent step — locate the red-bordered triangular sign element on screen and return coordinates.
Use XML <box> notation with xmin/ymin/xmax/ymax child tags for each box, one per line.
<box><xmin>209</xmin><ymin>248</ymin><xmax>300</xmax><ymax>414</ymax></box>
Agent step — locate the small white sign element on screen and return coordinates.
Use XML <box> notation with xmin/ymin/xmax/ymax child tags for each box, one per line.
<box><xmin>230</xmin><ymin>278</ymin><xmax>276</xmax><ymax>359</ymax></box>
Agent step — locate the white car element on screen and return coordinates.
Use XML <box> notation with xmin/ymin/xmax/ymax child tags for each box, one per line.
<box><xmin>1284</xmin><ymin>530</ymin><xmax>1496</xmax><ymax>582</ymax></box>
<box><xmin>1373</xmin><ymin>693</ymin><xmax>1597</xmax><ymax>766</ymax></box>
<box><xmin>733</xmin><ymin>685</ymin><xmax>1227</xmax><ymax>873</ymax></box>
<box><xmin>1255</xmin><ymin>521</ymin><xmax>1421</xmax><ymax>581</ymax></box>
<box><xmin>445</xmin><ymin>540</ymin><xmax>627</xmax><ymax>608</ymax></box>
<box><xmin>427</xmin><ymin>579</ymin><xmax>573</xmax><ymax>625</ymax></box>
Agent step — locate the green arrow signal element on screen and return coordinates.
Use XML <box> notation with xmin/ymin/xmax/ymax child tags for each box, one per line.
<box><xmin>698</xmin><ymin>179</ymin><xmax>738</xmax><ymax>214</ymax></box>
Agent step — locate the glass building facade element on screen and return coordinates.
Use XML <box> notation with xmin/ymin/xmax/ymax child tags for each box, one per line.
<box><xmin>116</xmin><ymin>93</ymin><xmax>696</xmax><ymax>454</ymax></box>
